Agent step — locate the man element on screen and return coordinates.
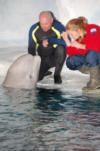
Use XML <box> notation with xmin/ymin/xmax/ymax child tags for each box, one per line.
<box><xmin>28</xmin><ymin>11</ymin><xmax>66</xmax><ymax>84</ymax></box>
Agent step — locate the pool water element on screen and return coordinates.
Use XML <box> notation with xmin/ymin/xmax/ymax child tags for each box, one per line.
<box><xmin>0</xmin><ymin>86</ymin><xmax>100</xmax><ymax>151</ymax></box>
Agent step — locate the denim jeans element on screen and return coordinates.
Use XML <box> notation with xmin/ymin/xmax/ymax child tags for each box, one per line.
<box><xmin>66</xmin><ymin>50</ymin><xmax>100</xmax><ymax>70</ymax></box>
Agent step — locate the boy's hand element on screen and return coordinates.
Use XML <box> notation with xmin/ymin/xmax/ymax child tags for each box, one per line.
<box><xmin>61</xmin><ymin>31</ymin><xmax>68</xmax><ymax>41</ymax></box>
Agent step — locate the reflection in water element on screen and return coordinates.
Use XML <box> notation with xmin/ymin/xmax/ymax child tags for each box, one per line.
<box><xmin>0</xmin><ymin>86</ymin><xmax>100</xmax><ymax>151</ymax></box>
<box><xmin>36</xmin><ymin>88</ymin><xmax>67</xmax><ymax>111</ymax></box>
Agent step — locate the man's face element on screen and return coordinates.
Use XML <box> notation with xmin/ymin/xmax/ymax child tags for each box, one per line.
<box><xmin>39</xmin><ymin>15</ymin><xmax>53</xmax><ymax>32</ymax></box>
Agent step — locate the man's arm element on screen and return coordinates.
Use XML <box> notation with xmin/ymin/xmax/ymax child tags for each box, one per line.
<box><xmin>53</xmin><ymin>20</ymin><xmax>65</xmax><ymax>32</ymax></box>
<box><xmin>48</xmin><ymin>20</ymin><xmax>66</xmax><ymax>46</ymax></box>
<box><xmin>28</xmin><ymin>23</ymin><xmax>38</xmax><ymax>55</ymax></box>
<box><xmin>48</xmin><ymin>37</ymin><xmax>66</xmax><ymax>46</ymax></box>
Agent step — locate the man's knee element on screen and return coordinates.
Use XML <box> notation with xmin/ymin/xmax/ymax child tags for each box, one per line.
<box><xmin>55</xmin><ymin>45</ymin><xmax>66</xmax><ymax>62</ymax></box>
<box><xmin>86</xmin><ymin>51</ymin><xmax>98</xmax><ymax>66</ymax></box>
<box><xmin>56</xmin><ymin>46</ymin><xmax>66</xmax><ymax>55</ymax></box>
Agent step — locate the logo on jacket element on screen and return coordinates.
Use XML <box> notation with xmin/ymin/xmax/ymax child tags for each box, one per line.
<box><xmin>90</xmin><ymin>28</ymin><xmax>97</xmax><ymax>33</ymax></box>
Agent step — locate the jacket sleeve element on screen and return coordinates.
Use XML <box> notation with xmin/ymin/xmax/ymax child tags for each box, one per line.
<box><xmin>48</xmin><ymin>20</ymin><xmax>66</xmax><ymax>46</ymax></box>
<box><xmin>48</xmin><ymin>37</ymin><xmax>66</xmax><ymax>46</ymax></box>
<box><xmin>28</xmin><ymin>23</ymin><xmax>38</xmax><ymax>55</ymax></box>
<box><xmin>53</xmin><ymin>20</ymin><xmax>65</xmax><ymax>32</ymax></box>
<box><xmin>67</xmin><ymin>46</ymin><xmax>88</xmax><ymax>56</ymax></box>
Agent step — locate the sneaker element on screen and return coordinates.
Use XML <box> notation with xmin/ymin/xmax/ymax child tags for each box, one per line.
<box><xmin>54</xmin><ymin>75</ymin><xmax>62</xmax><ymax>84</ymax></box>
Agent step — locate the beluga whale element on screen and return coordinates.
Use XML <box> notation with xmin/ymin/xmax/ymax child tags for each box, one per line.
<box><xmin>2</xmin><ymin>54</ymin><xmax>41</xmax><ymax>89</ymax></box>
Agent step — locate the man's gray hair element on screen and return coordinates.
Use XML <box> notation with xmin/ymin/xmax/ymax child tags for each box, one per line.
<box><xmin>39</xmin><ymin>11</ymin><xmax>53</xmax><ymax>20</ymax></box>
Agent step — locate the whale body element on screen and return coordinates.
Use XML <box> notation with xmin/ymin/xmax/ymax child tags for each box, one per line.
<box><xmin>2</xmin><ymin>54</ymin><xmax>41</xmax><ymax>89</ymax></box>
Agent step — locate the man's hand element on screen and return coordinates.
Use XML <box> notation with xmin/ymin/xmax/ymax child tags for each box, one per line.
<box><xmin>42</xmin><ymin>39</ymin><xmax>48</xmax><ymax>47</ymax></box>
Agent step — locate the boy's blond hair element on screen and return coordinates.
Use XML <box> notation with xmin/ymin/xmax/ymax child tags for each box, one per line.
<box><xmin>66</xmin><ymin>18</ymin><xmax>86</xmax><ymax>32</ymax></box>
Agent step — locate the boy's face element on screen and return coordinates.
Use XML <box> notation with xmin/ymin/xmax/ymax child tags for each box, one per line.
<box><xmin>68</xmin><ymin>29</ymin><xmax>80</xmax><ymax>40</ymax></box>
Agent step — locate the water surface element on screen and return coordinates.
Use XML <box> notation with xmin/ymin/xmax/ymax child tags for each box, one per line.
<box><xmin>0</xmin><ymin>86</ymin><xmax>100</xmax><ymax>151</ymax></box>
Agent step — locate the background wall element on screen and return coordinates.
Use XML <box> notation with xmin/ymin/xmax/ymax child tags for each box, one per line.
<box><xmin>56</xmin><ymin>0</ymin><xmax>100</xmax><ymax>25</ymax></box>
<box><xmin>0</xmin><ymin>0</ymin><xmax>100</xmax><ymax>48</ymax></box>
<box><xmin>0</xmin><ymin>0</ymin><xmax>58</xmax><ymax>47</ymax></box>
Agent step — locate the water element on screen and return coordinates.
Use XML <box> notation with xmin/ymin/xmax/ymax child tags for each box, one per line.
<box><xmin>0</xmin><ymin>86</ymin><xmax>100</xmax><ymax>151</ymax></box>
<box><xmin>0</xmin><ymin>47</ymin><xmax>100</xmax><ymax>151</ymax></box>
